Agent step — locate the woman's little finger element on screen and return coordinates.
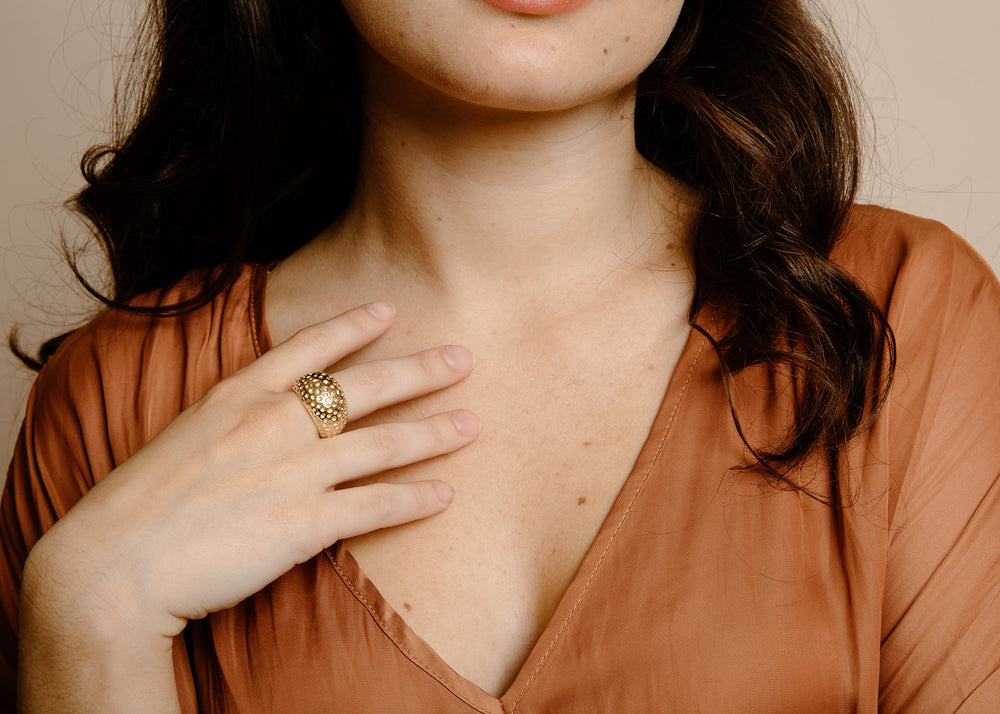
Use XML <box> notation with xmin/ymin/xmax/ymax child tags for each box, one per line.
<box><xmin>319</xmin><ymin>479</ymin><xmax>456</xmax><ymax>542</ymax></box>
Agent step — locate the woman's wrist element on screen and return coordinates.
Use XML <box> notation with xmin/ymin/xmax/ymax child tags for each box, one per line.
<box><xmin>19</xmin><ymin>541</ymin><xmax>181</xmax><ymax>711</ymax></box>
<box><xmin>21</xmin><ymin>522</ymin><xmax>183</xmax><ymax>640</ymax></box>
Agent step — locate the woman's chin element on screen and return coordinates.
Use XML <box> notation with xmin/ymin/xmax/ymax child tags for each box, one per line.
<box><xmin>429</xmin><ymin>73</ymin><xmax>633</xmax><ymax>115</ymax></box>
<box><xmin>346</xmin><ymin>0</ymin><xmax>681</xmax><ymax>116</ymax></box>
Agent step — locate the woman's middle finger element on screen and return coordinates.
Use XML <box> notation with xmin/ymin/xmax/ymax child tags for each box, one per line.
<box><xmin>332</xmin><ymin>345</ymin><xmax>475</xmax><ymax>420</ymax></box>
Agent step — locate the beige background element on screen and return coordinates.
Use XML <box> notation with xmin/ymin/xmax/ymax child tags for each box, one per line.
<box><xmin>3</xmin><ymin>0</ymin><xmax>999</xmax><ymax>471</ymax></box>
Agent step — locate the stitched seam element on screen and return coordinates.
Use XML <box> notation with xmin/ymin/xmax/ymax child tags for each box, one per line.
<box><xmin>249</xmin><ymin>264</ymin><xmax>262</xmax><ymax>357</ymax></box>
<box><xmin>509</xmin><ymin>342</ymin><xmax>705</xmax><ymax>711</ymax></box>
<box><xmin>324</xmin><ymin>549</ymin><xmax>494</xmax><ymax>714</ymax></box>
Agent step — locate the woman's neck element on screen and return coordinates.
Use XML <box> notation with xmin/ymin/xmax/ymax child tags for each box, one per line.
<box><xmin>310</xmin><ymin>47</ymin><xmax>694</xmax><ymax>311</ymax></box>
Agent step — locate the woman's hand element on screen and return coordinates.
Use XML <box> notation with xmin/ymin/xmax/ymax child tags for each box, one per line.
<box><xmin>18</xmin><ymin>302</ymin><xmax>477</xmax><ymax>710</ymax></box>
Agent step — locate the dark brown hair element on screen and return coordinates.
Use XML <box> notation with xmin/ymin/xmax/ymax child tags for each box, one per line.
<box><xmin>10</xmin><ymin>0</ymin><xmax>893</xmax><ymax>497</ymax></box>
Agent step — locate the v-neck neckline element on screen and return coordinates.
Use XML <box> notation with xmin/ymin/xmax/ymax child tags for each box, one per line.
<box><xmin>249</xmin><ymin>262</ymin><xmax>707</xmax><ymax>713</ymax></box>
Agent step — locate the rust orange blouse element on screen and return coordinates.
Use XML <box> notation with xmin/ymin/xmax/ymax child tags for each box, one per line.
<box><xmin>2</xmin><ymin>207</ymin><xmax>999</xmax><ymax>712</ymax></box>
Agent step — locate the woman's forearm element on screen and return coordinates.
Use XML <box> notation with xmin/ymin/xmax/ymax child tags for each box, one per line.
<box><xmin>17</xmin><ymin>546</ymin><xmax>180</xmax><ymax>713</ymax></box>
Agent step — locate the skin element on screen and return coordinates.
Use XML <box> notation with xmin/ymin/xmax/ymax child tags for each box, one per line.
<box><xmin>20</xmin><ymin>0</ymin><xmax>693</xmax><ymax>707</ymax></box>
<box><xmin>339</xmin><ymin>0</ymin><xmax>681</xmax><ymax>112</ymax></box>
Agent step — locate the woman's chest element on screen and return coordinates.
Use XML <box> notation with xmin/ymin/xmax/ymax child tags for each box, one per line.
<box><xmin>338</xmin><ymin>338</ymin><xmax>683</xmax><ymax>697</ymax></box>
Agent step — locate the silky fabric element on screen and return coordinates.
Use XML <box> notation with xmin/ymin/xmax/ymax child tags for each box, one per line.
<box><xmin>2</xmin><ymin>206</ymin><xmax>999</xmax><ymax>712</ymax></box>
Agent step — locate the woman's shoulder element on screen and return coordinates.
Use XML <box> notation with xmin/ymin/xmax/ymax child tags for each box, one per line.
<box><xmin>833</xmin><ymin>204</ymin><xmax>1000</xmax><ymax>405</ymax></box>
<box><xmin>832</xmin><ymin>204</ymin><xmax>999</xmax><ymax>311</ymax></box>
<box><xmin>31</xmin><ymin>262</ymin><xmax>268</xmax><ymax>451</ymax></box>
<box><xmin>47</xmin><ymin>262</ymin><xmax>263</xmax><ymax>370</ymax></box>
<box><xmin>838</xmin><ymin>205</ymin><xmax>1000</xmax><ymax>530</ymax></box>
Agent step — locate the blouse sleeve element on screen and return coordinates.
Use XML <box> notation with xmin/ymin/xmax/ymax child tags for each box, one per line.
<box><xmin>0</xmin><ymin>323</ymin><xmax>117</xmax><ymax>703</ymax></box>
<box><xmin>0</xmin><ymin>267</ymin><xmax>258</xmax><ymax>709</ymax></box>
<box><xmin>878</xmin><ymin>227</ymin><xmax>1000</xmax><ymax>710</ymax></box>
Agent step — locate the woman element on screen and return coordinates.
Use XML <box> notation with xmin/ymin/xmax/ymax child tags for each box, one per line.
<box><xmin>3</xmin><ymin>0</ymin><xmax>999</xmax><ymax>710</ymax></box>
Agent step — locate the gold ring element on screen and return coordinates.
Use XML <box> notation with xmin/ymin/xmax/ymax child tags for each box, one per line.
<box><xmin>292</xmin><ymin>372</ymin><xmax>348</xmax><ymax>438</ymax></box>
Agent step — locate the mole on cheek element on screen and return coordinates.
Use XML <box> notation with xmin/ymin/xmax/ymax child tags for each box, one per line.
<box><xmin>578</xmin><ymin>496</ymin><xmax>588</xmax><ymax>506</ymax></box>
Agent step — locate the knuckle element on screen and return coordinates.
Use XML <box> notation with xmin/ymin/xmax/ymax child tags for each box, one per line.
<box><xmin>352</xmin><ymin>363</ymin><xmax>392</xmax><ymax>396</ymax></box>
<box><xmin>345</xmin><ymin>306</ymin><xmax>377</xmax><ymax>333</ymax></box>
<box><xmin>201</xmin><ymin>367</ymin><xmax>272</xmax><ymax>410</ymax></box>
<box><xmin>291</xmin><ymin>323</ymin><xmax>328</xmax><ymax>354</ymax></box>
<box><xmin>370</xmin><ymin>426</ymin><xmax>405</xmax><ymax>463</ymax></box>
<box><xmin>367</xmin><ymin>483</ymin><xmax>400</xmax><ymax>518</ymax></box>
<box><xmin>204</xmin><ymin>377</ymin><xmax>242</xmax><ymax>405</ymax></box>
<box><xmin>410</xmin><ymin>482</ymin><xmax>438</xmax><ymax>513</ymax></box>
<box><xmin>237</xmin><ymin>398</ymin><xmax>274</xmax><ymax>427</ymax></box>
<box><xmin>228</xmin><ymin>396</ymin><xmax>289</xmax><ymax>442</ymax></box>
<box><xmin>418</xmin><ymin>350</ymin><xmax>441</xmax><ymax>382</ymax></box>
<box><xmin>266</xmin><ymin>499</ymin><xmax>324</xmax><ymax>560</ymax></box>
<box><xmin>426</xmin><ymin>419</ymin><xmax>449</xmax><ymax>448</ymax></box>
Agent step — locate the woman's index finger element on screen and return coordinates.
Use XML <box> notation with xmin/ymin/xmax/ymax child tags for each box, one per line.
<box><xmin>241</xmin><ymin>303</ymin><xmax>396</xmax><ymax>391</ymax></box>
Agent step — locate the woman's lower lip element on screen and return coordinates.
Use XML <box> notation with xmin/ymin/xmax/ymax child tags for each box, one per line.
<box><xmin>480</xmin><ymin>0</ymin><xmax>592</xmax><ymax>16</ymax></box>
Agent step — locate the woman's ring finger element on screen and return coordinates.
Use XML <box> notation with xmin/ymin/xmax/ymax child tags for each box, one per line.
<box><xmin>292</xmin><ymin>372</ymin><xmax>348</xmax><ymax>438</ymax></box>
<box><xmin>290</xmin><ymin>346</ymin><xmax>474</xmax><ymax>438</ymax></box>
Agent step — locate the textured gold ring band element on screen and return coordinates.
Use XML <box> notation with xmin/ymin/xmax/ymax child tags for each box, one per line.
<box><xmin>292</xmin><ymin>372</ymin><xmax>348</xmax><ymax>438</ymax></box>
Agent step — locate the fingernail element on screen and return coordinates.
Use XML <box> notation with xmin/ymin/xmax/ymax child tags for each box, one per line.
<box><xmin>433</xmin><ymin>481</ymin><xmax>455</xmax><ymax>504</ymax></box>
<box><xmin>365</xmin><ymin>302</ymin><xmax>395</xmax><ymax>321</ymax></box>
<box><xmin>451</xmin><ymin>410</ymin><xmax>479</xmax><ymax>437</ymax></box>
<box><xmin>442</xmin><ymin>346</ymin><xmax>474</xmax><ymax>372</ymax></box>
